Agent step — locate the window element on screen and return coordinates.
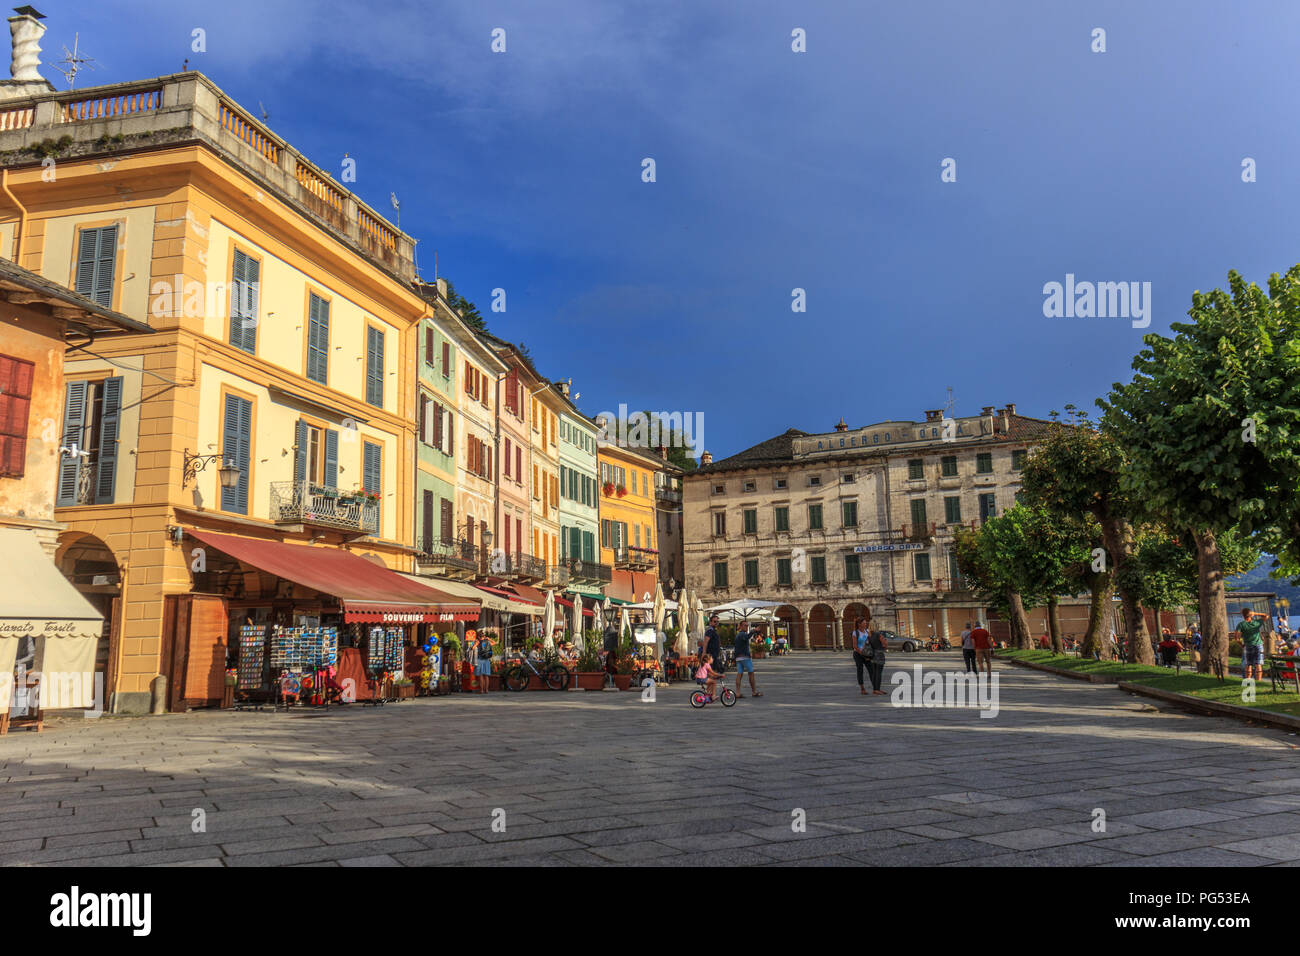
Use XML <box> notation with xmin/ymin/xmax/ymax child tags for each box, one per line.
<box><xmin>808</xmin><ymin>503</ymin><xmax>823</xmax><ymax>531</ymax></box>
<box><xmin>844</xmin><ymin>554</ymin><xmax>861</xmax><ymax>583</ymax></box>
<box><xmin>220</xmin><ymin>393</ymin><xmax>252</xmax><ymax>514</ymax></box>
<box><xmin>504</xmin><ymin>437</ymin><xmax>512</xmax><ymax>477</ymax></box>
<box><xmin>743</xmin><ymin>479</ymin><xmax>756</xmax><ymax>493</ymax></box>
<box><xmin>811</xmin><ymin>555</ymin><xmax>827</xmax><ymax>584</ymax></box>
<box><xmin>306</xmin><ymin>293</ymin><xmax>330</xmax><ymax>384</ymax></box>
<box><xmin>910</xmin><ymin>498</ymin><xmax>927</xmax><ymax>531</ymax></box>
<box><xmin>1012</xmin><ymin>449</ymin><xmax>1027</xmax><ymax>471</ymax></box>
<box><xmin>777</xmin><ymin>558</ymin><xmax>792</xmax><ymax>586</ymax></box>
<box><xmin>295</xmin><ymin>419</ymin><xmax>338</xmax><ymax>488</ymax></box>
<box><xmin>713</xmin><ymin>483</ymin><xmax>725</xmax><ymax>495</ymax></box>
<box><xmin>841</xmin><ymin>473</ymin><xmax>854</xmax><ymax>484</ymax></box>
<box><xmin>774</xmin><ymin>477</ymin><xmax>787</xmax><ymax>490</ymax></box>
<box><xmin>914</xmin><ymin>553</ymin><xmax>932</xmax><ymax>581</ymax></box>
<box><xmin>774</xmin><ymin>506</ymin><xmax>789</xmax><ymax>532</ymax></box>
<box><xmin>642</xmin><ymin>474</ymin><xmax>648</xmax><ymax>497</ymax></box>
<box><xmin>74</xmin><ymin>225</ymin><xmax>117</xmax><ymax>308</ymax></box>
<box><xmin>949</xmin><ymin>551</ymin><xmax>963</xmax><ymax>586</ymax></box>
<box><xmin>907</xmin><ymin>458</ymin><xmax>924</xmax><ymax>480</ymax></box>
<box><xmin>229</xmin><ymin>249</ymin><xmax>259</xmax><ymax>354</ymax></box>
<box><xmin>743</xmin><ymin>508</ymin><xmax>758</xmax><ymax>534</ymax></box>
<box><xmin>58</xmin><ymin>378</ymin><xmax>123</xmax><ymax>505</ymax></box>
<box><xmin>941</xmin><ymin>456</ymin><xmax>957</xmax><ymax>477</ymax></box>
<box><xmin>737</xmin><ymin>559</ymin><xmax>757</xmax><ymax>587</ymax></box>
<box><xmin>0</xmin><ymin>354</ymin><xmax>34</xmax><ymax>478</ymax></box>
<box><xmin>712</xmin><ymin>561</ymin><xmax>729</xmax><ymax>588</ymax></box>
<box><xmin>711</xmin><ymin>512</ymin><xmax>726</xmax><ymax>537</ymax></box>
<box><xmin>441</xmin><ymin>341</ymin><xmax>451</xmax><ymax>379</ymax></box>
<box><xmin>441</xmin><ymin>498</ymin><xmax>453</xmax><ymax>543</ymax></box>
<box><xmin>365</xmin><ymin>325</ymin><xmax>385</xmax><ymax>407</ymax></box>
<box><xmin>363</xmin><ymin>441</ymin><xmax>382</xmax><ymax>523</ymax></box>
<box><xmin>809</xmin><ymin>475</ymin><xmax>821</xmax><ymax>486</ymax></box>
<box><xmin>979</xmin><ymin>492</ymin><xmax>997</xmax><ymax>521</ymax></box>
<box><xmin>976</xmin><ymin>452</ymin><xmax>993</xmax><ymax>474</ymax></box>
<box><xmin>842</xmin><ymin>501</ymin><xmax>858</xmax><ymax>527</ymax></box>
<box><xmin>944</xmin><ymin>496</ymin><xmax>962</xmax><ymax>524</ymax></box>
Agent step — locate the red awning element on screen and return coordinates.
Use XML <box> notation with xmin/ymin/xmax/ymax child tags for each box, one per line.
<box><xmin>474</xmin><ymin>584</ymin><xmax>539</xmax><ymax>606</ymax></box>
<box><xmin>553</xmin><ymin>596</ymin><xmax>594</xmax><ymax>617</ymax></box>
<box><xmin>512</xmin><ymin>583</ymin><xmax>547</xmax><ymax>605</ymax></box>
<box><xmin>186</xmin><ymin>530</ymin><xmax>479</xmax><ymax>623</ymax></box>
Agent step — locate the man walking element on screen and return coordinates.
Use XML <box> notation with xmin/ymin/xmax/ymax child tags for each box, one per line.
<box><xmin>602</xmin><ymin>621</ymin><xmax>620</xmax><ymax>688</ymax></box>
<box><xmin>960</xmin><ymin>621</ymin><xmax>976</xmax><ymax>673</ymax></box>
<box><xmin>1239</xmin><ymin>607</ymin><xmax>1266</xmax><ymax>684</ymax></box>
<box><xmin>970</xmin><ymin>619</ymin><xmax>993</xmax><ymax>679</ymax></box>
<box><xmin>705</xmin><ymin>614</ymin><xmax>723</xmax><ymax>674</ymax></box>
<box><xmin>733</xmin><ymin>620</ymin><xmax>762</xmax><ymax>698</ymax></box>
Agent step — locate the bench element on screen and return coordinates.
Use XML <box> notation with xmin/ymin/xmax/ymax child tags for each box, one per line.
<box><xmin>1268</xmin><ymin>655</ymin><xmax>1300</xmax><ymax>693</ymax></box>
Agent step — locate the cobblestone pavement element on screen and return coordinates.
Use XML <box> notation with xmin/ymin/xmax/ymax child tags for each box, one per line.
<box><xmin>2</xmin><ymin>652</ymin><xmax>1299</xmax><ymax>867</ymax></box>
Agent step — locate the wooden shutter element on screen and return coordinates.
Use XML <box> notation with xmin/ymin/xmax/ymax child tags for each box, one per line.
<box><xmin>324</xmin><ymin>429</ymin><xmax>339</xmax><ymax>488</ymax></box>
<box><xmin>93</xmin><ymin>376</ymin><xmax>122</xmax><ymax>503</ymax></box>
<box><xmin>230</xmin><ymin>250</ymin><xmax>258</xmax><ymax>353</ymax></box>
<box><xmin>504</xmin><ymin>518</ymin><xmax>511</xmax><ymax>554</ymax></box>
<box><xmin>431</xmin><ymin>400</ymin><xmax>441</xmax><ymax>447</ymax></box>
<box><xmin>307</xmin><ymin>294</ymin><xmax>329</xmax><ymax>383</ymax></box>
<box><xmin>444</xmin><ymin>408</ymin><xmax>453</xmax><ymax>456</ymax></box>
<box><xmin>363</xmin><ymin>441</ymin><xmax>381</xmax><ymax>496</ymax></box>
<box><xmin>440</xmin><ymin>498</ymin><xmax>453</xmax><ymax>543</ymax></box>
<box><xmin>464</xmin><ymin>360</ymin><xmax>472</xmax><ymax>393</ymax></box>
<box><xmin>515</xmin><ymin>445</ymin><xmax>521</xmax><ymax>480</ymax></box>
<box><xmin>422</xmin><ymin>490</ymin><xmax>434</xmax><ymax>552</ymax></box>
<box><xmin>221</xmin><ymin>394</ymin><xmax>251</xmax><ymax>514</ymax></box>
<box><xmin>418</xmin><ymin>396</ymin><xmax>427</xmax><ymax>444</ymax></box>
<box><xmin>57</xmin><ymin>380</ymin><xmax>87</xmax><ymax>504</ymax></box>
<box><xmin>442</xmin><ymin>342</ymin><xmax>450</xmax><ymax>377</ymax></box>
<box><xmin>0</xmin><ymin>354</ymin><xmax>34</xmax><ymax>478</ymax></box>
<box><xmin>294</xmin><ymin>419</ymin><xmax>308</xmax><ymax>482</ymax></box>
<box><xmin>366</xmin><ymin>326</ymin><xmax>384</xmax><ymax>406</ymax></box>
<box><xmin>425</xmin><ymin>327</ymin><xmax>434</xmax><ymax>365</ymax></box>
<box><xmin>485</xmin><ymin>444</ymin><xmax>492</xmax><ymax>479</ymax></box>
<box><xmin>75</xmin><ymin>226</ymin><xmax>117</xmax><ymax>307</ymax></box>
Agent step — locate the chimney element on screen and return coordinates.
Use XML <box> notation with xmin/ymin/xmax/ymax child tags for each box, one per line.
<box><xmin>435</xmin><ymin>276</ymin><xmax>448</xmax><ymax>298</ymax></box>
<box><xmin>1004</xmin><ymin>403</ymin><xmax>1016</xmax><ymax>416</ymax></box>
<box><xmin>999</xmin><ymin>408</ymin><xmax>1010</xmax><ymax>433</ymax></box>
<box><xmin>657</xmin><ymin>444</ymin><xmax>667</xmax><ymax>460</ymax></box>
<box><xmin>700</xmin><ymin>450</ymin><xmax>713</xmax><ymax>466</ymax></box>
<box><xmin>557</xmin><ymin>379</ymin><xmax>570</xmax><ymax>398</ymax></box>
<box><xmin>981</xmin><ymin>406</ymin><xmax>994</xmax><ymax>416</ymax></box>
<box><xmin>834</xmin><ymin>417</ymin><xmax>848</xmax><ymax>432</ymax></box>
<box><xmin>8</xmin><ymin>6</ymin><xmax>43</xmax><ymax>80</ymax></box>
<box><xmin>924</xmin><ymin>409</ymin><xmax>942</xmax><ymax>423</ymax></box>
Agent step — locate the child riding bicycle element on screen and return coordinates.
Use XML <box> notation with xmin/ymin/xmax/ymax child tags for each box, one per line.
<box><xmin>695</xmin><ymin>654</ymin><xmax>723</xmax><ymax>700</ymax></box>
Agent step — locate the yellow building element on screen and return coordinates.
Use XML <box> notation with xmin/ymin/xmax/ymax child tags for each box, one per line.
<box><xmin>0</xmin><ymin>69</ymin><xmax>447</xmax><ymax>712</ymax></box>
<box><xmin>596</xmin><ymin>439</ymin><xmax>662</xmax><ymax>603</ymax></box>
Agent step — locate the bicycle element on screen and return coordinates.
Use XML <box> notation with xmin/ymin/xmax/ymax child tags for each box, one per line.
<box><xmin>503</xmin><ymin>654</ymin><xmax>570</xmax><ymax>692</ymax></box>
<box><xmin>689</xmin><ymin>678</ymin><xmax>737</xmax><ymax>708</ymax></box>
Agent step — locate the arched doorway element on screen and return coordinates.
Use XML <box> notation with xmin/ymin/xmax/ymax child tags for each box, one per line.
<box><xmin>774</xmin><ymin>604</ymin><xmax>802</xmax><ymax>650</ymax></box>
<box><xmin>809</xmin><ymin>603</ymin><xmax>835</xmax><ymax>650</ymax></box>
<box><xmin>55</xmin><ymin>532</ymin><xmax>121</xmax><ymax>704</ymax></box>
<box><xmin>842</xmin><ymin>602</ymin><xmax>870</xmax><ymax>644</ymax></box>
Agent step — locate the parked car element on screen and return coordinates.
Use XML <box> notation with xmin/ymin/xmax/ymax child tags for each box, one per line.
<box><xmin>879</xmin><ymin>630</ymin><xmax>923</xmax><ymax>653</ymax></box>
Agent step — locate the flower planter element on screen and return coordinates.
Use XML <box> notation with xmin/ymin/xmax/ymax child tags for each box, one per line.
<box><xmin>393</xmin><ymin>684</ymin><xmax>416</xmax><ymax>699</ymax></box>
<box><xmin>613</xmin><ymin>674</ymin><xmax>632</xmax><ymax>691</ymax></box>
<box><xmin>575</xmin><ymin>672</ymin><xmax>605</xmax><ymax>690</ymax></box>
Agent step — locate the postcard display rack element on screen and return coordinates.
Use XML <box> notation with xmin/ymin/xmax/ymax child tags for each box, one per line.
<box><xmin>269</xmin><ymin>625</ymin><xmax>339</xmax><ymax>708</ymax></box>
<box><xmin>364</xmin><ymin>626</ymin><xmax>406</xmax><ymax>705</ymax></box>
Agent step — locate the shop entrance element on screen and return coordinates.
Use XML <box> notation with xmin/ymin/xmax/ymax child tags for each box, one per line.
<box><xmin>55</xmin><ymin>532</ymin><xmax>121</xmax><ymax>704</ymax></box>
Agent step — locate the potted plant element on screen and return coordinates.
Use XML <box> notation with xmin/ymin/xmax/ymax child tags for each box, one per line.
<box><xmin>573</xmin><ymin>641</ymin><xmax>605</xmax><ymax>690</ymax></box>
<box><xmin>616</xmin><ymin>484</ymin><xmax>628</xmax><ymax>497</ymax></box>
<box><xmin>613</xmin><ymin>655</ymin><xmax>636</xmax><ymax>691</ymax></box>
<box><xmin>437</xmin><ymin>675</ymin><xmax>450</xmax><ymax>696</ymax></box>
<box><xmin>393</xmin><ymin>677</ymin><xmax>416</xmax><ymax>699</ymax></box>
<box><xmin>603</xmin><ymin>481</ymin><xmax>615</xmax><ymax>496</ymax></box>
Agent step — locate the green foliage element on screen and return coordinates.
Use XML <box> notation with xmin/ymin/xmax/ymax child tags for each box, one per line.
<box><xmin>443</xmin><ymin>279</ymin><xmax>488</xmax><ymax>334</ymax></box>
<box><xmin>1020</xmin><ymin>409</ymin><xmax>1132</xmax><ymax>523</ymax></box>
<box><xmin>954</xmin><ymin>505</ymin><xmax>1093</xmax><ymax>612</ymax></box>
<box><xmin>1099</xmin><ymin>267</ymin><xmax>1300</xmax><ymax>554</ymax></box>
<box><xmin>1119</xmin><ymin>527</ymin><xmax>1259</xmax><ymax>615</ymax></box>
<box><xmin>575</xmin><ymin>639</ymin><xmax>603</xmax><ymax>672</ymax></box>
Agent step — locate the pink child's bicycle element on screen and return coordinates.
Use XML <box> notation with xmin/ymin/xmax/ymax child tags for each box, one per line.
<box><xmin>690</xmin><ymin>677</ymin><xmax>737</xmax><ymax>708</ymax></box>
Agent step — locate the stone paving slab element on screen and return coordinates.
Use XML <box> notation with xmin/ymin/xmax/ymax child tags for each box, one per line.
<box><xmin>1</xmin><ymin>653</ymin><xmax>1297</xmax><ymax>866</ymax></box>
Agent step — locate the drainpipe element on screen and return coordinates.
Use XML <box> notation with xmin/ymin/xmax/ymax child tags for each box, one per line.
<box><xmin>2</xmin><ymin>167</ymin><xmax>26</xmax><ymax>262</ymax></box>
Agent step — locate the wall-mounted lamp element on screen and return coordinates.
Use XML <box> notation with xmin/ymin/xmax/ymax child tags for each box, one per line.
<box><xmin>182</xmin><ymin>448</ymin><xmax>241</xmax><ymax>489</ymax></box>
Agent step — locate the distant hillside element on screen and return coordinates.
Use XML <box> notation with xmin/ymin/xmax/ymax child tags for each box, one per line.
<box><xmin>1229</xmin><ymin>555</ymin><xmax>1300</xmax><ymax>604</ymax></box>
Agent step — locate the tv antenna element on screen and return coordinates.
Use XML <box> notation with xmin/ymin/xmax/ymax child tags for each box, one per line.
<box><xmin>944</xmin><ymin>386</ymin><xmax>956</xmax><ymax>417</ymax></box>
<box><xmin>52</xmin><ymin>33</ymin><xmax>96</xmax><ymax>90</ymax></box>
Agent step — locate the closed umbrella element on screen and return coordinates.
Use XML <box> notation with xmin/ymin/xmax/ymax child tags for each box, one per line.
<box><xmin>592</xmin><ymin>598</ymin><xmax>605</xmax><ymax>634</ymax></box>
<box><xmin>571</xmin><ymin>595</ymin><xmax>583</xmax><ymax>650</ymax></box>
<box><xmin>542</xmin><ymin>589</ymin><xmax>556</xmax><ymax>650</ymax></box>
<box><xmin>651</xmin><ymin>582</ymin><xmax>666</xmax><ymax>662</ymax></box>
<box><xmin>674</xmin><ymin>589</ymin><xmax>690</xmax><ymax>655</ymax></box>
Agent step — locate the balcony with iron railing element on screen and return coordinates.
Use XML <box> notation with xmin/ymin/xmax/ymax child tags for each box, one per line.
<box><xmin>614</xmin><ymin>547</ymin><xmax>657</xmax><ymax>571</ymax></box>
<box><xmin>0</xmin><ymin>73</ymin><xmax>416</xmax><ymax>281</ymax></box>
<box><xmin>562</xmin><ymin>555</ymin><xmax>612</xmax><ymax>585</ymax></box>
<box><xmin>270</xmin><ymin>481</ymin><xmax>379</xmax><ymax>536</ymax></box>
<box><xmin>500</xmin><ymin>551</ymin><xmax>545</xmax><ymax>583</ymax></box>
<box><xmin>415</xmin><ymin>538</ymin><xmax>479</xmax><ymax>578</ymax></box>
<box><xmin>546</xmin><ymin>564</ymin><xmax>570</xmax><ymax>589</ymax></box>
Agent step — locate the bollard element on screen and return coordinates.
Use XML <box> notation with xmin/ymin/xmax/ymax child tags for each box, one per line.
<box><xmin>150</xmin><ymin>675</ymin><xmax>167</xmax><ymax>715</ymax></box>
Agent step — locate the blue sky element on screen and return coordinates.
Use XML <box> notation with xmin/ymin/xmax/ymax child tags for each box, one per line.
<box><xmin>44</xmin><ymin>0</ymin><xmax>1300</xmax><ymax>459</ymax></box>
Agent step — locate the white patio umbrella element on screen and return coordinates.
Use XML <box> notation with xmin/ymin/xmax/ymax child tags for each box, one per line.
<box><xmin>619</xmin><ymin>605</ymin><xmax>631</xmax><ymax>643</ymax></box>
<box><xmin>542</xmin><ymin>589</ymin><xmax>556</xmax><ymax>650</ymax></box>
<box><xmin>674</xmin><ymin>589</ymin><xmax>690</xmax><ymax>654</ymax></box>
<box><xmin>706</xmin><ymin>598</ymin><xmax>783</xmax><ymax>621</ymax></box>
<box><xmin>570</xmin><ymin>594</ymin><xmax>584</xmax><ymax>650</ymax></box>
<box><xmin>592</xmin><ymin>597</ymin><xmax>605</xmax><ymax>634</ymax></box>
<box><xmin>692</xmin><ymin>591</ymin><xmax>707</xmax><ymax>641</ymax></box>
<box><xmin>651</xmin><ymin>582</ymin><xmax>666</xmax><ymax>662</ymax></box>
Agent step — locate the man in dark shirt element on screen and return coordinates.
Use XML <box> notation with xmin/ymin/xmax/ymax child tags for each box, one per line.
<box><xmin>705</xmin><ymin>615</ymin><xmax>723</xmax><ymax>673</ymax></box>
<box><xmin>602</xmin><ymin>624</ymin><xmax>620</xmax><ymax>686</ymax></box>
<box><xmin>733</xmin><ymin>620</ymin><xmax>761</xmax><ymax>698</ymax></box>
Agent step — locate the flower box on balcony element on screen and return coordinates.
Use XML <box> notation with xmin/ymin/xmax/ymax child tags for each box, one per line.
<box><xmin>615</xmin><ymin>485</ymin><xmax>628</xmax><ymax>497</ymax></box>
<box><xmin>603</xmin><ymin>482</ymin><xmax>615</xmax><ymax>496</ymax></box>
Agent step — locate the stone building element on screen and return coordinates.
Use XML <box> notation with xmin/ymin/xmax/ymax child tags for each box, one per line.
<box><xmin>683</xmin><ymin>405</ymin><xmax>1095</xmax><ymax>648</ymax></box>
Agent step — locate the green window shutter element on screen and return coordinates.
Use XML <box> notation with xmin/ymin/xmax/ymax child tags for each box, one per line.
<box><xmin>945</xmin><ymin>496</ymin><xmax>962</xmax><ymax>524</ymax></box>
<box><xmin>93</xmin><ymin>376</ymin><xmax>122</xmax><ymax>503</ymax></box>
<box><xmin>324</xmin><ymin>429</ymin><xmax>339</xmax><ymax>488</ymax></box>
<box><xmin>582</xmin><ymin>531</ymin><xmax>594</xmax><ymax>562</ymax></box>
<box><xmin>910</xmin><ymin>498</ymin><xmax>927</xmax><ymax>531</ymax></box>
<box><xmin>915</xmin><ymin>553</ymin><xmax>931</xmax><ymax>580</ymax></box>
<box><xmin>907</xmin><ymin>458</ymin><xmax>923</xmax><ymax>479</ymax></box>
<box><xmin>294</xmin><ymin>419</ymin><xmax>307</xmax><ymax>482</ymax></box>
<box><xmin>230</xmin><ymin>250</ymin><xmax>259</xmax><ymax>354</ymax></box>
<box><xmin>221</xmin><ymin>394</ymin><xmax>252</xmax><ymax>514</ymax></box>
<box><xmin>307</xmin><ymin>294</ymin><xmax>329</xmax><ymax>383</ymax></box>
<box><xmin>366</xmin><ymin>326</ymin><xmax>384</xmax><ymax>407</ymax></box>
<box><xmin>75</xmin><ymin>226</ymin><xmax>118</xmax><ymax>307</ymax></box>
<box><xmin>57</xmin><ymin>380</ymin><xmax>88</xmax><ymax>505</ymax></box>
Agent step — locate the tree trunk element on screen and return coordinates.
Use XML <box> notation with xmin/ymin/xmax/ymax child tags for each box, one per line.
<box><xmin>1048</xmin><ymin>595</ymin><xmax>1063</xmax><ymax>654</ymax></box>
<box><xmin>1193</xmin><ymin>528</ymin><xmax>1230</xmax><ymax>676</ymax></box>
<box><xmin>1081</xmin><ymin>572</ymin><xmax>1113</xmax><ymax>659</ymax></box>
<box><xmin>1008</xmin><ymin>591</ymin><xmax>1032</xmax><ymax>650</ymax></box>
<box><xmin>1101</xmin><ymin>516</ymin><xmax>1153</xmax><ymax>665</ymax></box>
